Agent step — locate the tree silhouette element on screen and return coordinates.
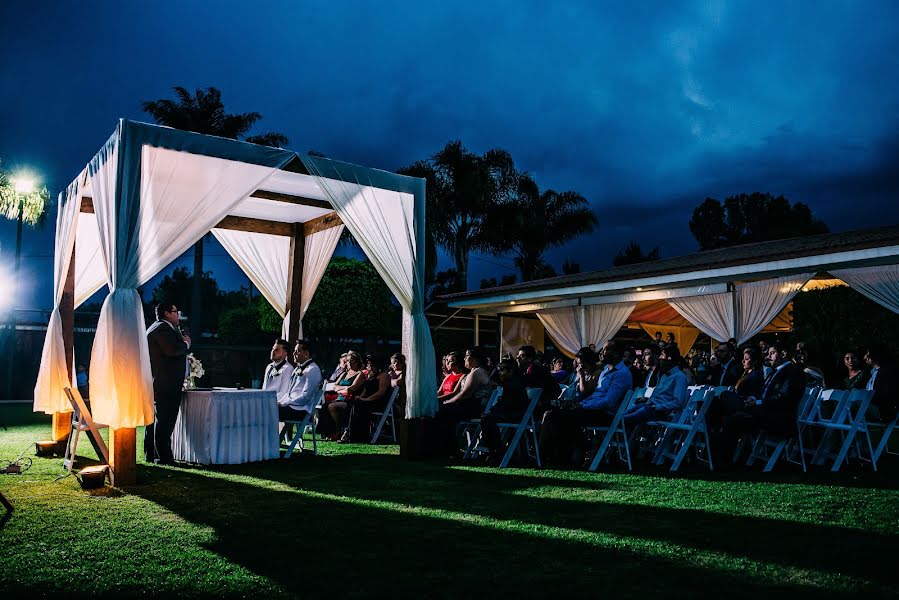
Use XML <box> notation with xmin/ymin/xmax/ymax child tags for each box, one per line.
<box><xmin>487</xmin><ymin>174</ymin><xmax>597</xmax><ymax>282</ymax></box>
<box><xmin>141</xmin><ymin>86</ymin><xmax>289</xmax><ymax>332</ymax></box>
<box><xmin>399</xmin><ymin>141</ymin><xmax>518</xmax><ymax>291</ymax></box>
<box><xmin>613</xmin><ymin>241</ymin><xmax>660</xmax><ymax>267</ymax></box>
<box><xmin>689</xmin><ymin>192</ymin><xmax>828</xmax><ymax>251</ymax></box>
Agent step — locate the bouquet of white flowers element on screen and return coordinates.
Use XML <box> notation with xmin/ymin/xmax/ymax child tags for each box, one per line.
<box><xmin>184</xmin><ymin>353</ymin><xmax>205</xmax><ymax>390</ymax></box>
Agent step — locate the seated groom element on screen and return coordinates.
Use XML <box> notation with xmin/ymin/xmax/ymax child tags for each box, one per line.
<box><xmin>279</xmin><ymin>340</ymin><xmax>323</xmax><ymax>422</ymax></box>
<box><xmin>263</xmin><ymin>338</ymin><xmax>293</xmax><ymax>403</ymax></box>
<box><xmin>540</xmin><ymin>341</ymin><xmax>632</xmax><ymax>465</ymax></box>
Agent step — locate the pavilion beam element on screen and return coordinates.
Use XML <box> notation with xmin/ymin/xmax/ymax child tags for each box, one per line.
<box><xmin>250</xmin><ymin>190</ymin><xmax>332</xmax><ymax>210</ymax></box>
<box><xmin>285</xmin><ymin>223</ymin><xmax>305</xmax><ymax>341</ymax></box>
<box><xmin>215</xmin><ymin>216</ymin><xmax>293</xmax><ymax>237</ymax></box>
<box><xmin>303</xmin><ymin>212</ymin><xmax>342</xmax><ymax>236</ymax></box>
<box><xmin>51</xmin><ymin>243</ymin><xmax>76</xmax><ymax>442</ymax></box>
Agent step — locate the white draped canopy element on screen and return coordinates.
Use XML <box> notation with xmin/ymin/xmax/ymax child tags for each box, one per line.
<box><xmin>536</xmin><ymin>302</ymin><xmax>636</xmax><ymax>357</ymax></box>
<box><xmin>832</xmin><ymin>265</ymin><xmax>899</xmax><ymax>315</ymax></box>
<box><xmin>34</xmin><ymin>119</ymin><xmax>436</xmax><ymax>428</ymax></box>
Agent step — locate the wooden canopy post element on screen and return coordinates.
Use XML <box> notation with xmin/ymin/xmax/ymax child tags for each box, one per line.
<box><xmin>285</xmin><ymin>222</ymin><xmax>305</xmax><ymax>342</ymax></box>
<box><xmin>51</xmin><ymin>240</ymin><xmax>77</xmax><ymax>442</ymax></box>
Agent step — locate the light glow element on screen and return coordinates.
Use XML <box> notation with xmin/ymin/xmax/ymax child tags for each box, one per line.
<box><xmin>13</xmin><ymin>176</ymin><xmax>35</xmax><ymax>195</ymax></box>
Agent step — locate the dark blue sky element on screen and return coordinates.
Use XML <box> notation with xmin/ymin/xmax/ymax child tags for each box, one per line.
<box><xmin>2</xmin><ymin>1</ymin><xmax>898</xmax><ymax>311</ymax></box>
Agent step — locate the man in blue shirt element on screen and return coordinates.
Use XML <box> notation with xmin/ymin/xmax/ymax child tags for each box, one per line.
<box><xmin>540</xmin><ymin>341</ymin><xmax>633</xmax><ymax>465</ymax></box>
<box><xmin>623</xmin><ymin>345</ymin><xmax>689</xmax><ymax>424</ymax></box>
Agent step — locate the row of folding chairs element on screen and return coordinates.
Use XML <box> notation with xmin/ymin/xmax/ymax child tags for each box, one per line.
<box><xmin>460</xmin><ymin>387</ymin><xmax>543</xmax><ymax>468</ymax></box>
<box><xmin>279</xmin><ymin>386</ymin><xmax>403</xmax><ymax>457</ymax></box>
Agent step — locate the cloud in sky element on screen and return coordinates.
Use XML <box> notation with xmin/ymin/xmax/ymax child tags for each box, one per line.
<box><xmin>1</xmin><ymin>1</ymin><xmax>897</xmax><ymax>308</ymax></box>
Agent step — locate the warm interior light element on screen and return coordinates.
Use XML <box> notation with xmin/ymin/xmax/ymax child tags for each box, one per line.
<box><xmin>510</xmin><ymin>301</ymin><xmax>516</xmax><ymax>305</ymax></box>
<box><xmin>13</xmin><ymin>177</ymin><xmax>35</xmax><ymax>195</ymax></box>
<box><xmin>636</xmin><ymin>287</ymin><xmax>643</xmax><ymax>291</ymax></box>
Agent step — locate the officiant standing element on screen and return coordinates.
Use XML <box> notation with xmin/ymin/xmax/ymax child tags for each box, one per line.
<box><xmin>146</xmin><ymin>302</ymin><xmax>191</xmax><ymax>465</ymax></box>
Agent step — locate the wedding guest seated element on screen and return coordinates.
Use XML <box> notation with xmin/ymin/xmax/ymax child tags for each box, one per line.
<box><xmin>278</xmin><ymin>340</ymin><xmax>323</xmax><ymax>423</ymax></box>
<box><xmin>707</xmin><ymin>347</ymin><xmax>765</xmax><ymax>429</ymax></box>
<box><xmin>327</xmin><ymin>353</ymin><xmax>349</xmax><ymax>384</ymax></box>
<box><xmin>438</xmin><ymin>351</ymin><xmax>465</xmax><ymax>401</ymax></box>
<box><xmin>712</xmin><ymin>341</ymin><xmax>805</xmax><ymax>467</ymax></box>
<box><xmin>389</xmin><ymin>352</ymin><xmax>407</xmax><ymax>417</ymax></box>
<box><xmin>517</xmin><ymin>345</ymin><xmax>561</xmax><ymax>411</ymax></box>
<box><xmin>864</xmin><ymin>343</ymin><xmax>896</xmax><ymax>422</ymax></box>
<box><xmin>840</xmin><ymin>349</ymin><xmax>868</xmax><ymax>390</ymax></box>
<box><xmin>712</xmin><ymin>342</ymin><xmax>742</xmax><ymax>387</ymax></box>
<box><xmin>622</xmin><ymin>345</ymin><xmax>688</xmax><ymax>425</ymax></box>
<box><xmin>665</xmin><ymin>332</ymin><xmax>676</xmax><ymax>347</ymax></box>
<box><xmin>540</xmin><ymin>341</ymin><xmax>632</xmax><ymax>465</ymax></box>
<box><xmin>437</xmin><ymin>347</ymin><xmax>492</xmax><ymax>457</ymax></box>
<box><xmin>347</xmin><ymin>354</ymin><xmax>392</xmax><ymax>441</ymax></box>
<box><xmin>622</xmin><ymin>347</ymin><xmax>643</xmax><ymax>390</ymax></box>
<box><xmin>641</xmin><ymin>345</ymin><xmax>662</xmax><ymax>388</ymax></box>
<box><xmin>794</xmin><ymin>345</ymin><xmax>826</xmax><ymax>388</ymax></box>
<box><xmin>550</xmin><ymin>357</ymin><xmax>569</xmax><ymax>384</ymax></box>
<box><xmin>326</xmin><ymin>351</ymin><xmax>366</xmax><ymax>441</ymax></box>
<box><xmin>478</xmin><ymin>358</ymin><xmax>530</xmax><ymax>464</ymax></box>
<box><xmin>263</xmin><ymin>338</ymin><xmax>294</xmax><ymax>404</ymax></box>
<box><xmin>568</xmin><ymin>347</ymin><xmax>602</xmax><ymax>400</ymax></box>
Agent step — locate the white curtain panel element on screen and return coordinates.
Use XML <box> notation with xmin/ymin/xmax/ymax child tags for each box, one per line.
<box><xmin>300</xmin><ymin>155</ymin><xmax>437</xmax><ymax>418</ymax></box>
<box><xmin>736</xmin><ymin>273</ymin><xmax>813</xmax><ymax>343</ymax></box>
<box><xmin>212</xmin><ymin>228</ymin><xmax>290</xmax><ymax>317</ymax></box>
<box><xmin>669</xmin><ymin>292</ymin><xmax>735</xmax><ymax>343</ymax></box>
<box><xmin>536</xmin><ymin>307</ymin><xmax>581</xmax><ymax>357</ymax></box>
<box><xmin>73</xmin><ymin>211</ymin><xmax>107</xmax><ymax>307</ymax></box>
<box><xmin>832</xmin><ymin>265</ymin><xmax>899</xmax><ymax>314</ymax></box>
<box><xmin>88</xmin><ymin>130</ymin><xmax>290</xmax><ymax>428</ymax></box>
<box><xmin>33</xmin><ymin>179</ymin><xmax>82</xmax><ymax>414</ymax></box>
<box><xmin>584</xmin><ymin>302</ymin><xmax>637</xmax><ymax>347</ymax></box>
<box><xmin>212</xmin><ymin>223</ymin><xmax>343</xmax><ymax>339</ymax></box>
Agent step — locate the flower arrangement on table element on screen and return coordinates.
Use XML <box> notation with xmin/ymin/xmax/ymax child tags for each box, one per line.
<box><xmin>184</xmin><ymin>353</ymin><xmax>205</xmax><ymax>390</ymax></box>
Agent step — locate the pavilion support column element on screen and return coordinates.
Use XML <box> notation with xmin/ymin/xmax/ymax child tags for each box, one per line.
<box><xmin>730</xmin><ymin>282</ymin><xmax>739</xmax><ymax>344</ymax></box>
<box><xmin>474</xmin><ymin>314</ymin><xmax>480</xmax><ymax>346</ymax></box>
<box><xmin>109</xmin><ymin>428</ymin><xmax>136</xmax><ymax>485</ymax></box>
<box><xmin>285</xmin><ymin>223</ymin><xmax>305</xmax><ymax>342</ymax></box>
<box><xmin>52</xmin><ymin>239</ymin><xmax>77</xmax><ymax>442</ymax></box>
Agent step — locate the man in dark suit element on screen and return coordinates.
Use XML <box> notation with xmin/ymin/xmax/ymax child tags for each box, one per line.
<box><xmin>714</xmin><ymin>341</ymin><xmax>806</xmax><ymax>467</ymax></box>
<box><xmin>711</xmin><ymin>342</ymin><xmax>742</xmax><ymax>388</ymax></box>
<box><xmin>864</xmin><ymin>343</ymin><xmax>897</xmax><ymax>422</ymax></box>
<box><xmin>641</xmin><ymin>345</ymin><xmax>662</xmax><ymax>388</ymax></box>
<box><xmin>516</xmin><ymin>345</ymin><xmax>561</xmax><ymax>410</ymax></box>
<box><xmin>145</xmin><ymin>302</ymin><xmax>191</xmax><ymax>465</ymax></box>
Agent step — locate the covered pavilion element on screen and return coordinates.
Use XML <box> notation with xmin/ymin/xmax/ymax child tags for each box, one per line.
<box><xmin>32</xmin><ymin>119</ymin><xmax>437</xmax><ymax>483</ymax></box>
<box><xmin>442</xmin><ymin>226</ymin><xmax>899</xmax><ymax>356</ymax></box>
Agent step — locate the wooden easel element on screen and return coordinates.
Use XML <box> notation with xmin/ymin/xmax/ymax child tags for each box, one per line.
<box><xmin>63</xmin><ymin>387</ymin><xmax>114</xmax><ymax>486</ymax></box>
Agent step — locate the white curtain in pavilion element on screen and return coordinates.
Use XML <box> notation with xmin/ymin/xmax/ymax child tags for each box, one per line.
<box><xmin>33</xmin><ymin>179</ymin><xmax>82</xmax><ymax>414</ymax></box>
<box><xmin>584</xmin><ymin>303</ymin><xmax>636</xmax><ymax>347</ymax></box>
<box><xmin>300</xmin><ymin>155</ymin><xmax>436</xmax><ymax>418</ymax></box>
<box><xmin>87</xmin><ymin>129</ymin><xmax>290</xmax><ymax>428</ymax></box>
<box><xmin>537</xmin><ymin>302</ymin><xmax>636</xmax><ymax>357</ymax></box>
<box><xmin>212</xmin><ymin>223</ymin><xmax>344</xmax><ymax>339</ymax></box>
<box><xmin>73</xmin><ymin>211</ymin><xmax>107</xmax><ymax>307</ymax></box>
<box><xmin>669</xmin><ymin>292</ymin><xmax>735</xmax><ymax>343</ymax></box>
<box><xmin>832</xmin><ymin>265</ymin><xmax>899</xmax><ymax>314</ymax></box>
<box><xmin>294</xmin><ymin>223</ymin><xmax>345</xmax><ymax>337</ymax></box>
<box><xmin>736</xmin><ymin>273</ymin><xmax>813</xmax><ymax>343</ymax></box>
<box><xmin>536</xmin><ymin>307</ymin><xmax>581</xmax><ymax>357</ymax></box>
<box><xmin>212</xmin><ymin>228</ymin><xmax>290</xmax><ymax>319</ymax></box>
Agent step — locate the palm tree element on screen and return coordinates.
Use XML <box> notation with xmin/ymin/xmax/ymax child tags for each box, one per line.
<box><xmin>398</xmin><ymin>141</ymin><xmax>517</xmax><ymax>292</ymax></box>
<box><xmin>489</xmin><ymin>174</ymin><xmax>597</xmax><ymax>282</ymax></box>
<box><xmin>141</xmin><ymin>86</ymin><xmax>289</xmax><ymax>333</ymax></box>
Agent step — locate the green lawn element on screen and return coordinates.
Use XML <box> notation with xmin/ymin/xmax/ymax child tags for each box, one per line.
<box><xmin>1</xmin><ymin>421</ymin><xmax>897</xmax><ymax>598</ymax></box>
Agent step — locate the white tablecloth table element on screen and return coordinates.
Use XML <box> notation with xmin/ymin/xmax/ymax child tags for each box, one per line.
<box><xmin>173</xmin><ymin>389</ymin><xmax>279</xmax><ymax>465</ymax></box>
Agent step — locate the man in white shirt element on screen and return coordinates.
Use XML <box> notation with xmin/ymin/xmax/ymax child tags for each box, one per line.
<box><xmin>263</xmin><ymin>338</ymin><xmax>293</xmax><ymax>403</ymax></box>
<box><xmin>280</xmin><ymin>340</ymin><xmax>323</xmax><ymax>422</ymax></box>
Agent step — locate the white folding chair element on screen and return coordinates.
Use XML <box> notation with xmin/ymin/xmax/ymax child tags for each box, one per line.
<box><xmin>745</xmin><ymin>386</ymin><xmax>821</xmax><ymax>472</ymax></box>
<box><xmin>869</xmin><ymin>411</ymin><xmax>899</xmax><ymax>464</ymax></box>
<box><xmin>652</xmin><ymin>387</ymin><xmax>716</xmax><ymax>472</ymax></box>
<box><xmin>280</xmin><ymin>389</ymin><xmax>324</xmax><ymax>458</ymax></box>
<box><xmin>585</xmin><ymin>390</ymin><xmax>637</xmax><ymax>472</ymax></box>
<box><xmin>460</xmin><ymin>386</ymin><xmax>502</xmax><ymax>459</ymax></box>
<box><xmin>807</xmin><ymin>389</ymin><xmax>877</xmax><ymax>471</ymax></box>
<box><xmin>371</xmin><ymin>387</ymin><xmax>401</xmax><ymax>444</ymax></box>
<box><xmin>485</xmin><ymin>388</ymin><xmax>543</xmax><ymax>468</ymax></box>
<box><xmin>62</xmin><ymin>387</ymin><xmax>114</xmax><ymax>485</ymax></box>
